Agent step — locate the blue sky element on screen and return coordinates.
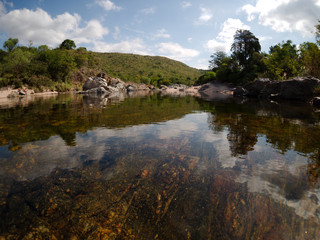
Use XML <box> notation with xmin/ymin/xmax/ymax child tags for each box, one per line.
<box><xmin>0</xmin><ymin>0</ymin><xmax>319</xmax><ymax>69</ymax></box>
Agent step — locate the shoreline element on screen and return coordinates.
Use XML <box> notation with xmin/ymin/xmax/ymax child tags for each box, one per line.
<box><xmin>0</xmin><ymin>82</ymin><xmax>234</xmax><ymax>108</ymax></box>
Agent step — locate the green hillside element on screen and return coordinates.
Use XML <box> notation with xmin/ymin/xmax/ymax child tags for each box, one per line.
<box><xmin>97</xmin><ymin>52</ymin><xmax>202</xmax><ymax>86</ymax></box>
<box><xmin>0</xmin><ymin>39</ymin><xmax>202</xmax><ymax>91</ymax></box>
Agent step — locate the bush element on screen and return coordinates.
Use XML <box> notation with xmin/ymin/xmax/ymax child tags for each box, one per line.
<box><xmin>195</xmin><ymin>71</ymin><xmax>216</xmax><ymax>85</ymax></box>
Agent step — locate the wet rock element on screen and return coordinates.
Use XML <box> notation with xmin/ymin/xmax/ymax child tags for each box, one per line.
<box><xmin>86</xmin><ymin>87</ymin><xmax>111</xmax><ymax>95</ymax></box>
<box><xmin>7</xmin><ymin>91</ymin><xmax>19</xmax><ymax>98</ymax></box>
<box><xmin>83</xmin><ymin>77</ymin><xmax>108</xmax><ymax>91</ymax></box>
<box><xmin>126</xmin><ymin>85</ymin><xmax>136</xmax><ymax>92</ymax></box>
<box><xmin>312</xmin><ymin>97</ymin><xmax>320</xmax><ymax>107</ymax></box>
<box><xmin>233</xmin><ymin>86</ymin><xmax>248</xmax><ymax>97</ymax></box>
<box><xmin>244</xmin><ymin>78</ymin><xmax>271</xmax><ymax>97</ymax></box>
<box><xmin>279</xmin><ymin>77</ymin><xmax>320</xmax><ymax>100</ymax></box>
<box><xmin>240</xmin><ymin>77</ymin><xmax>320</xmax><ymax>101</ymax></box>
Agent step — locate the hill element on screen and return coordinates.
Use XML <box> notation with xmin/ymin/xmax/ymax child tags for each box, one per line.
<box><xmin>0</xmin><ymin>43</ymin><xmax>202</xmax><ymax>92</ymax></box>
<box><xmin>97</xmin><ymin>52</ymin><xmax>202</xmax><ymax>86</ymax></box>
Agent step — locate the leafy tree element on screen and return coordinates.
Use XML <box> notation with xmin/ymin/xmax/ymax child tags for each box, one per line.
<box><xmin>299</xmin><ymin>42</ymin><xmax>320</xmax><ymax>78</ymax></box>
<box><xmin>231</xmin><ymin>30</ymin><xmax>261</xmax><ymax>69</ymax></box>
<box><xmin>3</xmin><ymin>38</ymin><xmax>19</xmax><ymax>52</ymax></box>
<box><xmin>38</xmin><ymin>45</ymin><xmax>50</xmax><ymax>52</ymax></box>
<box><xmin>59</xmin><ymin>39</ymin><xmax>76</xmax><ymax>50</ymax></box>
<box><xmin>195</xmin><ymin>71</ymin><xmax>216</xmax><ymax>85</ymax></box>
<box><xmin>3</xmin><ymin>48</ymin><xmax>34</xmax><ymax>76</ymax></box>
<box><xmin>209</xmin><ymin>51</ymin><xmax>228</xmax><ymax>71</ymax></box>
<box><xmin>264</xmin><ymin>40</ymin><xmax>300</xmax><ymax>80</ymax></box>
<box><xmin>215</xmin><ymin>56</ymin><xmax>240</xmax><ymax>84</ymax></box>
<box><xmin>316</xmin><ymin>19</ymin><xmax>320</xmax><ymax>45</ymax></box>
<box><xmin>46</xmin><ymin>49</ymin><xmax>76</xmax><ymax>81</ymax></box>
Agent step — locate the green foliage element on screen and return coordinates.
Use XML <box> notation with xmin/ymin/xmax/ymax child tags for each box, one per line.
<box><xmin>59</xmin><ymin>39</ymin><xmax>76</xmax><ymax>50</ymax></box>
<box><xmin>208</xmin><ymin>29</ymin><xmax>264</xmax><ymax>85</ymax></box>
<box><xmin>316</xmin><ymin>19</ymin><xmax>320</xmax><ymax>45</ymax></box>
<box><xmin>263</xmin><ymin>40</ymin><xmax>300</xmax><ymax>80</ymax></box>
<box><xmin>97</xmin><ymin>53</ymin><xmax>201</xmax><ymax>86</ymax></box>
<box><xmin>208</xmin><ymin>25</ymin><xmax>320</xmax><ymax>85</ymax></box>
<box><xmin>231</xmin><ymin>29</ymin><xmax>261</xmax><ymax>69</ymax></box>
<box><xmin>0</xmin><ymin>38</ymin><xmax>101</xmax><ymax>91</ymax></box>
<box><xmin>299</xmin><ymin>42</ymin><xmax>320</xmax><ymax>78</ymax></box>
<box><xmin>45</xmin><ymin>49</ymin><xmax>76</xmax><ymax>81</ymax></box>
<box><xmin>3</xmin><ymin>38</ymin><xmax>19</xmax><ymax>52</ymax></box>
<box><xmin>209</xmin><ymin>51</ymin><xmax>228</xmax><ymax>71</ymax></box>
<box><xmin>195</xmin><ymin>71</ymin><xmax>216</xmax><ymax>85</ymax></box>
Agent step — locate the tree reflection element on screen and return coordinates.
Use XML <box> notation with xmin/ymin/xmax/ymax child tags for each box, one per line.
<box><xmin>206</xmin><ymin>99</ymin><xmax>320</xmax><ymax>183</ymax></box>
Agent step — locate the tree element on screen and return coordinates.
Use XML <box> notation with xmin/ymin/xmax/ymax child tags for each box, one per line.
<box><xmin>209</xmin><ymin>51</ymin><xmax>228</xmax><ymax>71</ymax></box>
<box><xmin>231</xmin><ymin>30</ymin><xmax>261</xmax><ymax>69</ymax></box>
<box><xmin>59</xmin><ymin>39</ymin><xmax>76</xmax><ymax>50</ymax></box>
<box><xmin>38</xmin><ymin>45</ymin><xmax>50</xmax><ymax>52</ymax></box>
<box><xmin>299</xmin><ymin>42</ymin><xmax>320</xmax><ymax>78</ymax></box>
<box><xmin>195</xmin><ymin>71</ymin><xmax>216</xmax><ymax>85</ymax></box>
<box><xmin>264</xmin><ymin>40</ymin><xmax>300</xmax><ymax>80</ymax></box>
<box><xmin>3</xmin><ymin>38</ymin><xmax>19</xmax><ymax>52</ymax></box>
<box><xmin>316</xmin><ymin>19</ymin><xmax>320</xmax><ymax>45</ymax></box>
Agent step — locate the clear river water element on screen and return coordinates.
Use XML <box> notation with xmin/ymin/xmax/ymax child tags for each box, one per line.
<box><xmin>1</xmin><ymin>93</ymin><xmax>320</xmax><ymax>239</ymax></box>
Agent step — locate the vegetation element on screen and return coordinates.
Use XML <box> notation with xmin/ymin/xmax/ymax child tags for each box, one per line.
<box><xmin>97</xmin><ymin>52</ymin><xmax>201</xmax><ymax>86</ymax></box>
<box><xmin>2</xmin><ymin>18</ymin><xmax>320</xmax><ymax>90</ymax></box>
<box><xmin>205</xmin><ymin>19</ymin><xmax>320</xmax><ymax>85</ymax></box>
<box><xmin>0</xmin><ymin>40</ymin><xmax>101</xmax><ymax>91</ymax></box>
<box><xmin>0</xmin><ymin>39</ymin><xmax>202</xmax><ymax>91</ymax></box>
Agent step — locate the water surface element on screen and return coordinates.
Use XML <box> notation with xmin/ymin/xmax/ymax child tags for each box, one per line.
<box><xmin>1</xmin><ymin>93</ymin><xmax>320</xmax><ymax>239</ymax></box>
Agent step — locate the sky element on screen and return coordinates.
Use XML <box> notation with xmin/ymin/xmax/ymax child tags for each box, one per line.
<box><xmin>0</xmin><ymin>0</ymin><xmax>319</xmax><ymax>69</ymax></box>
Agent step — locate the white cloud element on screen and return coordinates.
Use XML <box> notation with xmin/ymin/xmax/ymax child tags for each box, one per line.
<box><xmin>113</xmin><ymin>26</ymin><xmax>120</xmax><ymax>40</ymax></box>
<box><xmin>0</xmin><ymin>2</ymin><xmax>6</xmax><ymax>16</ymax></box>
<box><xmin>181</xmin><ymin>2</ymin><xmax>192</xmax><ymax>9</ymax></box>
<box><xmin>0</xmin><ymin>8</ymin><xmax>108</xmax><ymax>47</ymax></box>
<box><xmin>95</xmin><ymin>0</ymin><xmax>121</xmax><ymax>11</ymax></box>
<box><xmin>93</xmin><ymin>38</ymin><xmax>150</xmax><ymax>55</ymax></box>
<box><xmin>196</xmin><ymin>7</ymin><xmax>212</xmax><ymax>24</ymax></box>
<box><xmin>206</xmin><ymin>18</ymin><xmax>250</xmax><ymax>53</ymax></box>
<box><xmin>241</xmin><ymin>0</ymin><xmax>320</xmax><ymax>37</ymax></box>
<box><xmin>152</xmin><ymin>28</ymin><xmax>170</xmax><ymax>39</ymax></box>
<box><xmin>156</xmin><ymin>42</ymin><xmax>200</xmax><ymax>62</ymax></box>
<box><xmin>141</xmin><ymin>7</ymin><xmax>156</xmax><ymax>15</ymax></box>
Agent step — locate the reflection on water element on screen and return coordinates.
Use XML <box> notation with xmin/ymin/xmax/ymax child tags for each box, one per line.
<box><xmin>1</xmin><ymin>94</ymin><xmax>320</xmax><ymax>239</ymax></box>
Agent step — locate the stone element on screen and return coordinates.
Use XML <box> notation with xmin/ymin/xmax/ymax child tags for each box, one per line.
<box><xmin>126</xmin><ymin>85</ymin><xmax>136</xmax><ymax>92</ymax></box>
<box><xmin>279</xmin><ymin>77</ymin><xmax>320</xmax><ymax>100</ymax></box>
<box><xmin>241</xmin><ymin>77</ymin><xmax>320</xmax><ymax>101</ymax></box>
<box><xmin>233</xmin><ymin>86</ymin><xmax>248</xmax><ymax>97</ymax></box>
<box><xmin>87</xmin><ymin>87</ymin><xmax>110</xmax><ymax>95</ymax></box>
<box><xmin>7</xmin><ymin>91</ymin><xmax>19</xmax><ymax>98</ymax></box>
<box><xmin>312</xmin><ymin>97</ymin><xmax>320</xmax><ymax>107</ymax></box>
<box><xmin>244</xmin><ymin>78</ymin><xmax>271</xmax><ymax>97</ymax></box>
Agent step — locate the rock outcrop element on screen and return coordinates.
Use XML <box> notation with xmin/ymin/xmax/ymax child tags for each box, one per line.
<box><xmin>80</xmin><ymin>74</ymin><xmax>153</xmax><ymax>97</ymax></box>
<box><xmin>236</xmin><ymin>77</ymin><xmax>320</xmax><ymax>101</ymax></box>
<box><xmin>81</xmin><ymin>76</ymin><xmax>126</xmax><ymax>95</ymax></box>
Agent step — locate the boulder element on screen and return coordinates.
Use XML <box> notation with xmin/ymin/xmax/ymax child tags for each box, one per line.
<box><xmin>312</xmin><ymin>97</ymin><xmax>320</xmax><ymax>107</ymax></box>
<box><xmin>260</xmin><ymin>81</ymin><xmax>281</xmax><ymax>98</ymax></box>
<box><xmin>278</xmin><ymin>77</ymin><xmax>320</xmax><ymax>100</ymax></box>
<box><xmin>244</xmin><ymin>78</ymin><xmax>271</xmax><ymax>97</ymax></box>
<box><xmin>233</xmin><ymin>86</ymin><xmax>248</xmax><ymax>97</ymax></box>
<box><xmin>87</xmin><ymin>87</ymin><xmax>110</xmax><ymax>95</ymax></box>
<box><xmin>240</xmin><ymin>77</ymin><xmax>320</xmax><ymax>101</ymax></box>
<box><xmin>82</xmin><ymin>75</ymin><xmax>126</xmax><ymax>95</ymax></box>
<box><xmin>7</xmin><ymin>91</ymin><xmax>19</xmax><ymax>98</ymax></box>
<box><xmin>83</xmin><ymin>77</ymin><xmax>108</xmax><ymax>91</ymax></box>
<box><xmin>126</xmin><ymin>85</ymin><xmax>136</xmax><ymax>92</ymax></box>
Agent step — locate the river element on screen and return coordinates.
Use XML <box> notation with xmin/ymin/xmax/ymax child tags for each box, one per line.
<box><xmin>0</xmin><ymin>93</ymin><xmax>320</xmax><ymax>239</ymax></box>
